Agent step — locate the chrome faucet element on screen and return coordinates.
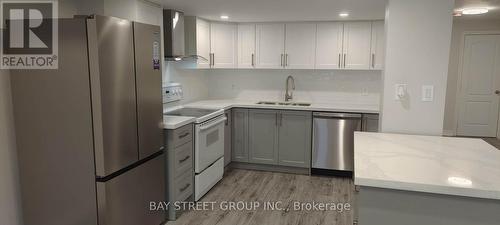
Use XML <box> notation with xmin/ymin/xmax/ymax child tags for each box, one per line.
<box><xmin>285</xmin><ymin>75</ymin><xmax>295</xmax><ymax>102</ymax></box>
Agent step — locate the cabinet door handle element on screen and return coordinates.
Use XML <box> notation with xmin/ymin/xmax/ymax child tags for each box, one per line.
<box><xmin>275</xmin><ymin>113</ymin><xmax>278</xmax><ymax>126</ymax></box>
<box><xmin>179</xmin><ymin>155</ymin><xmax>190</xmax><ymax>163</ymax></box>
<box><xmin>279</xmin><ymin>113</ymin><xmax>283</xmax><ymax>127</ymax></box>
<box><xmin>212</xmin><ymin>53</ymin><xmax>215</xmax><ymax>66</ymax></box>
<box><xmin>372</xmin><ymin>53</ymin><xmax>375</xmax><ymax>68</ymax></box>
<box><xmin>178</xmin><ymin>132</ymin><xmax>190</xmax><ymax>139</ymax></box>
<box><xmin>251</xmin><ymin>53</ymin><xmax>255</xmax><ymax>67</ymax></box>
<box><xmin>280</xmin><ymin>54</ymin><xmax>284</xmax><ymax>67</ymax></box>
<box><xmin>338</xmin><ymin>53</ymin><xmax>341</xmax><ymax>68</ymax></box>
<box><xmin>285</xmin><ymin>54</ymin><xmax>289</xmax><ymax>67</ymax></box>
<box><xmin>179</xmin><ymin>183</ymin><xmax>190</xmax><ymax>192</ymax></box>
<box><xmin>343</xmin><ymin>53</ymin><xmax>346</xmax><ymax>68</ymax></box>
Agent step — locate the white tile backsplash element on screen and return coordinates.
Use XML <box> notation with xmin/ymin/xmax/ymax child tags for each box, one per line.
<box><xmin>162</xmin><ymin>64</ymin><xmax>382</xmax><ymax>109</ymax></box>
<box><xmin>162</xmin><ymin>62</ymin><xmax>209</xmax><ymax>107</ymax></box>
<box><xmin>205</xmin><ymin>69</ymin><xmax>381</xmax><ymax>104</ymax></box>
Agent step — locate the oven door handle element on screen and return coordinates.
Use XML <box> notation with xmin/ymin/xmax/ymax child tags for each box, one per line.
<box><xmin>199</xmin><ymin>117</ymin><xmax>227</xmax><ymax>131</ymax></box>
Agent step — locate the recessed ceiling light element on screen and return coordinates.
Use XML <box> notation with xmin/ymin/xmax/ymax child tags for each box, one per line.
<box><xmin>461</xmin><ymin>7</ymin><xmax>489</xmax><ymax>15</ymax></box>
<box><xmin>220</xmin><ymin>15</ymin><xmax>229</xmax><ymax>20</ymax></box>
<box><xmin>448</xmin><ymin>177</ymin><xmax>472</xmax><ymax>186</ymax></box>
<box><xmin>339</xmin><ymin>12</ymin><xmax>349</xmax><ymax>17</ymax></box>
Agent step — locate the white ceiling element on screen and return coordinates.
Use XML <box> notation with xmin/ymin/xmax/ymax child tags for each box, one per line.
<box><xmin>159</xmin><ymin>0</ymin><xmax>387</xmax><ymax>22</ymax></box>
<box><xmin>157</xmin><ymin>0</ymin><xmax>500</xmax><ymax>22</ymax></box>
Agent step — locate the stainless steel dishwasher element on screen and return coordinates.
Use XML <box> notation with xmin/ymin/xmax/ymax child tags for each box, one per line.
<box><xmin>312</xmin><ymin>112</ymin><xmax>362</xmax><ymax>176</ymax></box>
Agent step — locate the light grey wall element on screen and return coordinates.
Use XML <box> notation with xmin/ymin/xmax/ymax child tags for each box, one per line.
<box><xmin>381</xmin><ymin>0</ymin><xmax>454</xmax><ymax>135</ymax></box>
<box><xmin>442</xmin><ymin>19</ymin><xmax>500</xmax><ymax>136</ymax></box>
<box><xmin>0</xmin><ymin>69</ymin><xmax>22</xmax><ymax>225</ymax></box>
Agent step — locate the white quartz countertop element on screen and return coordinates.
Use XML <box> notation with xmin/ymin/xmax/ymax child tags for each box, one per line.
<box><xmin>354</xmin><ymin>132</ymin><xmax>500</xmax><ymax>200</ymax></box>
<box><xmin>163</xmin><ymin>115</ymin><xmax>195</xmax><ymax>130</ymax></box>
<box><xmin>163</xmin><ymin>99</ymin><xmax>379</xmax><ymax>130</ymax></box>
<box><xmin>183</xmin><ymin>99</ymin><xmax>380</xmax><ymax>114</ymax></box>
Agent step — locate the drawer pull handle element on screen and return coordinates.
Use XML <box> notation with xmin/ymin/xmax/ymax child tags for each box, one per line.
<box><xmin>180</xmin><ymin>183</ymin><xmax>190</xmax><ymax>192</ymax></box>
<box><xmin>179</xmin><ymin>155</ymin><xmax>190</xmax><ymax>163</ymax></box>
<box><xmin>178</xmin><ymin>132</ymin><xmax>189</xmax><ymax>139</ymax></box>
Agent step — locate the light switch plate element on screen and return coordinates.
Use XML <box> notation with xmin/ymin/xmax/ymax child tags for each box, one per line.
<box><xmin>422</xmin><ymin>85</ymin><xmax>434</xmax><ymax>102</ymax></box>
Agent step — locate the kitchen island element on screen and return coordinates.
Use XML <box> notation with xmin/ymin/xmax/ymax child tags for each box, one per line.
<box><xmin>354</xmin><ymin>132</ymin><xmax>500</xmax><ymax>225</ymax></box>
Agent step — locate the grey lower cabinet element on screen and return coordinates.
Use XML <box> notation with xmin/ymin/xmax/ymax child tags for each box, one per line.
<box><xmin>224</xmin><ymin>110</ymin><xmax>232</xmax><ymax>166</ymax></box>
<box><xmin>232</xmin><ymin>108</ymin><xmax>312</xmax><ymax>168</ymax></box>
<box><xmin>248</xmin><ymin>109</ymin><xmax>280</xmax><ymax>165</ymax></box>
<box><xmin>232</xmin><ymin>108</ymin><xmax>249</xmax><ymax>162</ymax></box>
<box><xmin>278</xmin><ymin>110</ymin><xmax>312</xmax><ymax>168</ymax></box>
<box><xmin>165</xmin><ymin>124</ymin><xmax>194</xmax><ymax>221</ymax></box>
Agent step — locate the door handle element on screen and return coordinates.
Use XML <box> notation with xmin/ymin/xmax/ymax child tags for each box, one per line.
<box><xmin>338</xmin><ymin>53</ymin><xmax>341</xmax><ymax>68</ymax></box>
<box><xmin>281</xmin><ymin>54</ymin><xmax>284</xmax><ymax>67</ymax></box>
<box><xmin>495</xmin><ymin>90</ymin><xmax>500</xmax><ymax>95</ymax></box>
<box><xmin>251</xmin><ymin>53</ymin><xmax>255</xmax><ymax>67</ymax></box>
<box><xmin>285</xmin><ymin>54</ymin><xmax>288</xmax><ymax>67</ymax></box>
<box><xmin>343</xmin><ymin>53</ymin><xmax>346</xmax><ymax>68</ymax></box>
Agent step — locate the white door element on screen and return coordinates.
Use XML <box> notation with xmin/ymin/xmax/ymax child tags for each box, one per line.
<box><xmin>255</xmin><ymin>23</ymin><xmax>285</xmax><ymax>69</ymax></box>
<box><xmin>342</xmin><ymin>22</ymin><xmax>371</xmax><ymax>70</ymax></box>
<box><xmin>210</xmin><ymin>23</ymin><xmax>237</xmax><ymax>68</ymax></box>
<box><xmin>457</xmin><ymin>34</ymin><xmax>500</xmax><ymax>137</ymax></box>
<box><xmin>370</xmin><ymin>21</ymin><xmax>385</xmax><ymax>70</ymax></box>
<box><xmin>315</xmin><ymin>22</ymin><xmax>344</xmax><ymax>69</ymax></box>
<box><xmin>196</xmin><ymin>18</ymin><xmax>211</xmax><ymax>69</ymax></box>
<box><xmin>238</xmin><ymin>24</ymin><xmax>256</xmax><ymax>68</ymax></box>
<box><xmin>284</xmin><ymin>23</ymin><xmax>316</xmax><ymax>69</ymax></box>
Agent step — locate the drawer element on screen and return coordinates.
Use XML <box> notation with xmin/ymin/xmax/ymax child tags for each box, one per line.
<box><xmin>194</xmin><ymin>157</ymin><xmax>224</xmax><ymax>201</ymax></box>
<box><xmin>167</xmin><ymin>124</ymin><xmax>193</xmax><ymax>148</ymax></box>
<box><xmin>174</xmin><ymin>142</ymin><xmax>193</xmax><ymax>177</ymax></box>
<box><xmin>174</xmin><ymin>170</ymin><xmax>193</xmax><ymax>202</ymax></box>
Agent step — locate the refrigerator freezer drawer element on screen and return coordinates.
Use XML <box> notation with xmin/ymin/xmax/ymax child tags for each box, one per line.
<box><xmin>96</xmin><ymin>153</ymin><xmax>166</xmax><ymax>225</ymax></box>
<box><xmin>195</xmin><ymin>157</ymin><xmax>224</xmax><ymax>201</ymax></box>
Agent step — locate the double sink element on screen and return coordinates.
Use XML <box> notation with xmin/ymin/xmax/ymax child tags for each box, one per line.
<box><xmin>256</xmin><ymin>101</ymin><xmax>311</xmax><ymax>107</ymax></box>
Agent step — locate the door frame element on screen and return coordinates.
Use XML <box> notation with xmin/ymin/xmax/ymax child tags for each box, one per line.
<box><xmin>454</xmin><ymin>31</ymin><xmax>500</xmax><ymax>137</ymax></box>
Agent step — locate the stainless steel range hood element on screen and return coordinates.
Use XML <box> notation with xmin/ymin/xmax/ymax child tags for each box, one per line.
<box><xmin>163</xmin><ymin>9</ymin><xmax>207</xmax><ymax>62</ymax></box>
<box><xmin>163</xmin><ymin>9</ymin><xmax>184</xmax><ymax>60</ymax></box>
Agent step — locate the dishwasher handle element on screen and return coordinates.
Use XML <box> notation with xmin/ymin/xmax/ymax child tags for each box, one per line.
<box><xmin>313</xmin><ymin>112</ymin><xmax>362</xmax><ymax>119</ymax></box>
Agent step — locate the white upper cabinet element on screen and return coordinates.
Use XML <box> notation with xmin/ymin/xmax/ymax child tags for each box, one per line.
<box><xmin>238</xmin><ymin>24</ymin><xmax>256</xmax><ymax>68</ymax></box>
<box><xmin>315</xmin><ymin>22</ymin><xmax>344</xmax><ymax>69</ymax></box>
<box><xmin>370</xmin><ymin>21</ymin><xmax>385</xmax><ymax>70</ymax></box>
<box><xmin>210</xmin><ymin>22</ymin><xmax>237</xmax><ymax>68</ymax></box>
<box><xmin>284</xmin><ymin>23</ymin><xmax>316</xmax><ymax>69</ymax></box>
<box><xmin>255</xmin><ymin>23</ymin><xmax>285</xmax><ymax>69</ymax></box>
<box><xmin>185</xmin><ymin>17</ymin><xmax>211</xmax><ymax>68</ymax></box>
<box><xmin>342</xmin><ymin>22</ymin><xmax>372</xmax><ymax>70</ymax></box>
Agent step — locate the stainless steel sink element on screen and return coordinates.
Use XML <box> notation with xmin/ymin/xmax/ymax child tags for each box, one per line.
<box><xmin>256</xmin><ymin>101</ymin><xmax>311</xmax><ymax>107</ymax></box>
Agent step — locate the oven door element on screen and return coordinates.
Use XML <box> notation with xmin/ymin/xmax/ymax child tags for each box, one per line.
<box><xmin>195</xmin><ymin>115</ymin><xmax>226</xmax><ymax>173</ymax></box>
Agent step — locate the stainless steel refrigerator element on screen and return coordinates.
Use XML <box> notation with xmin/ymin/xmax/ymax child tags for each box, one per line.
<box><xmin>10</xmin><ymin>16</ymin><xmax>165</xmax><ymax>225</ymax></box>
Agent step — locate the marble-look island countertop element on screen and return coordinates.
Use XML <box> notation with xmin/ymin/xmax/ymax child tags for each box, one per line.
<box><xmin>184</xmin><ymin>99</ymin><xmax>380</xmax><ymax>114</ymax></box>
<box><xmin>354</xmin><ymin>132</ymin><xmax>500</xmax><ymax>200</ymax></box>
